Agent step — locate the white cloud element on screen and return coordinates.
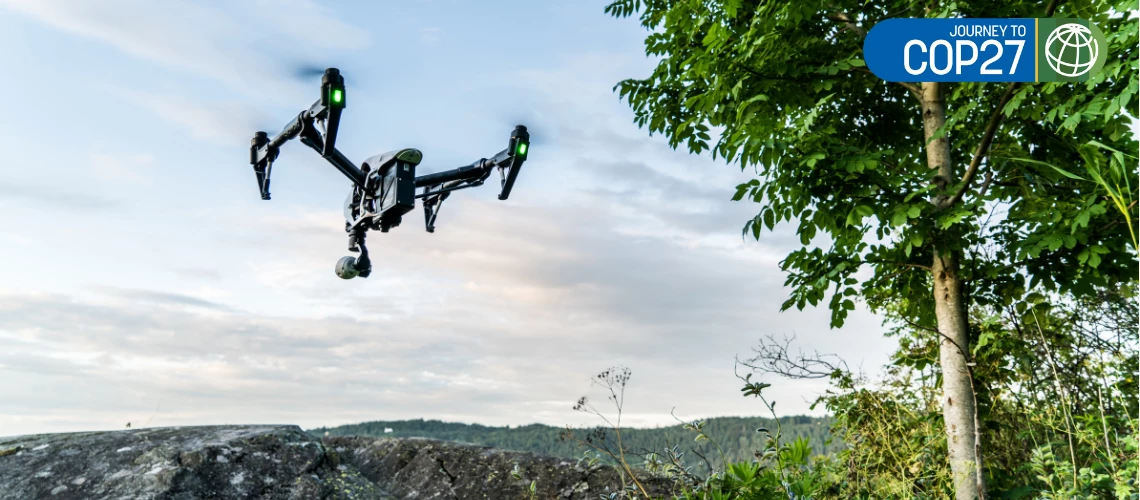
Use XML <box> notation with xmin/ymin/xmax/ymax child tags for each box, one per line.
<box><xmin>0</xmin><ymin>0</ymin><xmax>370</xmax><ymax>92</ymax></box>
<box><xmin>0</xmin><ymin>275</ymin><xmax>886</xmax><ymax>435</ymax></box>
<box><xmin>0</xmin><ymin>4</ymin><xmax>897</xmax><ymax>436</ymax></box>
<box><xmin>0</xmin><ymin>233</ymin><xmax>32</xmax><ymax>246</ymax></box>
<box><xmin>93</xmin><ymin>86</ymin><xmax>274</xmax><ymax>147</ymax></box>
<box><xmin>419</xmin><ymin>27</ymin><xmax>443</xmax><ymax>46</ymax></box>
<box><xmin>0</xmin><ymin>157</ymin><xmax>894</xmax><ymax>435</ymax></box>
<box><xmin>89</xmin><ymin>152</ymin><xmax>154</xmax><ymax>183</ymax></box>
<box><xmin>0</xmin><ymin>0</ymin><xmax>373</xmax><ymax>149</ymax></box>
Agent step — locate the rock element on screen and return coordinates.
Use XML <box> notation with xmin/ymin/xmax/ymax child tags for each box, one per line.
<box><xmin>324</xmin><ymin>436</ymin><xmax>675</xmax><ymax>499</ymax></box>
<box><xmin>0</xmin><ymin>426</ymin><xmax>676</xmax><ymax>500</ymax></box>
<box><xmin>0</xmin><ymin>425</ymin><xmax>386</xmax><ymax>500</ymax></box>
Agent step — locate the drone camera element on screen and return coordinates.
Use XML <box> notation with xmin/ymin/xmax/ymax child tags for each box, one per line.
<box><xmin>335</xmin><ymin>256</ymin><xmax>360</xmax><ymax>279</ymax></box>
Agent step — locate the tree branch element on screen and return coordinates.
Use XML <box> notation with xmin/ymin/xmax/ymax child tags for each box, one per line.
<box><xmin>824</xmin><ymin>8</ymin><xmax>920</xmax><ymax>101</ymax></box>
<box><xmin>976</xmin><ymin>169</ymin><xmax>995</xmax><ymax>200</ymax></box>
<box><xmin>741</xmin><ymin>335</ymin><xmax>851</xmax><ymax>380</ymax></box>
<box><xmin>853</xmin><ymin>67</ymin><xmax>922</xmax><ymax>98</ymax></box>
<box><xmin>865</xmin><ymin>260</ymin><xmax>932</xmax><ymax>271</ymax></box>
<box><xmin>940</xmin><ymin>0</ymin><xmax>1063</xmax><ymax>209</ymax></box>
<box><xmin>826</xmin><ymin>12</ymin><xmax>865</xmax><ymax>36</ymax></box>
<box><xmin>895</xmin><ymin>81</ymin><xmax>923</xmax><ymax>98</ymax></box>
<box><xmin>1044</xmin><ymin>0</ymin><xmax>1062</xmax><ymax>17</ymax></box>
<box><xmin>941</xmin><ymin>85</ymin><xmax>1018</xmax><ymax>209</ymax></box>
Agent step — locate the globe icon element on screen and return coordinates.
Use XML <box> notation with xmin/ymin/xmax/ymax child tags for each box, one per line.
<box><xmin>1045</xmin><ymin>23</ymin><xmax>1099</xmax><ymax>77</ymax></box>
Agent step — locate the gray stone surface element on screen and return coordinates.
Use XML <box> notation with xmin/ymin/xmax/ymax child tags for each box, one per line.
<box><xmin>0</xmin><ymin>426</ymin><xmax>675</xmax><ymax>499</ymax></box>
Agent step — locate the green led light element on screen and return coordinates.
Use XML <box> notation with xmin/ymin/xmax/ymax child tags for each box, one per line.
<box><xmin>517</xmin><ymin>142</ymin><xmax>528</xmax><ymax>156</ymax></box>
<box><xmin>332</xmin><ymin>89</ymin><xmax>343</xmax><ymax>104</ymax></box>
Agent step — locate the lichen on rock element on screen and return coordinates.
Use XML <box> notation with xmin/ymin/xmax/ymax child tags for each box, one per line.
<box><xmin>0</xmin><ymin>425</ymin><xmax>674</xmax><ymax>499</ymax></box>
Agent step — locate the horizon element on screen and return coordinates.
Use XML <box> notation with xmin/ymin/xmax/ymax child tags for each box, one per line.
<box><xmin>0</xmin><ymin>413</ymin><xmax>833</xmax><ymax>439</ymax></box>
<box><xmin>306</xmin><ymin>412</ymin><xmax>831</xmax><ymax>431</ymax></box>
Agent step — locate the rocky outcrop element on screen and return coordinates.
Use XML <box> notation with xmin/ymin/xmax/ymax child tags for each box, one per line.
<box><xmin>0</xmin><ymin>425</ymin><xmax>676</xmax><ymax>499</ymax></box>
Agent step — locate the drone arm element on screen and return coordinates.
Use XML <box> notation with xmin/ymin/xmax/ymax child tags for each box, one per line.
<box><xmin>255</xmin><ymin>99</ymin><xmax>324</xmax><ymax>160</ymax></box>
<box><xmin>248</xmin><ymin>68</ymin><xmax>355</xmax><ymax>200</ymax></box>
<box><xmin>248</xmin><ymin>103</ymin><xmax>317</xmax><ymax>200</ymax></box>
<box><xmin>411</xmin><ymin>142</ymin><xmax>517</xmax><ymax>190</ymax></box>
<box><xmin>414</xmin><ymin>159</ymin><xmax>491</xmax><ymax>188</ymax></box>
<box><xmin>251</xmin><ymin>99</ymin><xmax>366</xmax><ymax>193</ymax></box>
<box><xmin>297</xmin><ymin>124</ymin><xmax>366</xmax><ymax>188</ymax></box>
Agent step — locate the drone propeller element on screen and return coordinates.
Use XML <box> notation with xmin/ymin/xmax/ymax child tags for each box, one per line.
<box><xmin>292</xmin><ymin>64</ymin><xmax>328</xmax><ymax>81</ymax></box>
<box><xmin>249</xmin><ymin>66</ymin><xmax>347</xmax><ymax>199</ymax></box>
<box><xmin>492</xmin><ymin>111</ymin><xmax>548</xmax><ymax>149</ymax></box>
<box><xmin>289</xmin><ymin>62</ymin><xmax>368</xmax><ymax>87</ymax></box>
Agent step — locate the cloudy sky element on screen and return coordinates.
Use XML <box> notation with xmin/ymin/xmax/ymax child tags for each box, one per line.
<box><xmin>0</xmin><ymin>0</ymin><xmax>895</xmax><ymax>436</ymax></box>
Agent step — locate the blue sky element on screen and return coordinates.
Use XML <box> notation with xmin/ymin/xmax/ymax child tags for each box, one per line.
<box><xmin>0</xmin><ymin>0</ymin><xmax>895</xmax><ymax>436</ymax></box>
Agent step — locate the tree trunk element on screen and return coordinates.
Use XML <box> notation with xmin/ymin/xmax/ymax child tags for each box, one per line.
<box><xmin>920</xmin><ymin>81</ymin><xmax>986</xmax><ymax>500</ymax></box>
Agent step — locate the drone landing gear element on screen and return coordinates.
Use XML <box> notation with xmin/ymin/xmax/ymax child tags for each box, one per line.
<box><xmin>422</xmin><ymin>189</ymin><xmax>450</xmax><ymax>233</ymax></box>
<box><xmin>335</xmin><ymin>226</ymin><xmax>372</xmax><ymax>279</ymax></box>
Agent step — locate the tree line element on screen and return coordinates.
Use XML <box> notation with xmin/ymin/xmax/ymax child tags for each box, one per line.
<box><xmin>309</xmin><ymin>415</ymin><xmax>840</xmax><ymax>467</ymax></box>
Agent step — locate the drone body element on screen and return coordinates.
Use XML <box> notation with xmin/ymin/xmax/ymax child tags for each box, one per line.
<box><xmin>248</xmin><ymin>68</ymin><xmax>530</xmax><ymax>279</ymax></box>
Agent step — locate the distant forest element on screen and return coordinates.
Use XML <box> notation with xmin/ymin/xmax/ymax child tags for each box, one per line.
<box><xmin>309</xmin><ymin>416</ymin><xmax>840</xmax><ymax>469</ymax></box>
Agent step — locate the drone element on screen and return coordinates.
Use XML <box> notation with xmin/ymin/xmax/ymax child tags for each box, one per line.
<box><xmin>248</xmin><ymin>68</ymin><xmax>530</xmax><ymax>280</ymax></box>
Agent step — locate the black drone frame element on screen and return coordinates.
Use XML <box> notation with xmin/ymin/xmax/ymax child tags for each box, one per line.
<box><xmin>248</xmin><ymin>68</ymin><xmax>530</xmax><ymax>279</ymax></box>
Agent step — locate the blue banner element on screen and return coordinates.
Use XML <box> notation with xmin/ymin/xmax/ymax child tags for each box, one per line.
<box><xmin>865</xmin><ymin>18</ymin><xmax>1037</xmax><ymax>82</ymax></box>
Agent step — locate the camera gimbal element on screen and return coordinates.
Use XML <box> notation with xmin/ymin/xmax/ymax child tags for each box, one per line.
<box><xmin>248</xmin><ymin>68</ymin><xmax>531</xmax><ymax>279</ymax></box>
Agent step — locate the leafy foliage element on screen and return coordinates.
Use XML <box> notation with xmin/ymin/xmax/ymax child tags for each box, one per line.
<box><xmin>604</xmin><ymin>0</ymin><xmax>1138</xmax><ymax>498</ymax></box>
<box><xmin>605</xmin><ymin>0</ymin><xmax>1137</xmax><ymax>328</ymax></box>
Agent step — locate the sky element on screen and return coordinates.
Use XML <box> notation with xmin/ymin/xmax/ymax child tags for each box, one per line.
<box><xmin>0</xmin><ymin>0</ymin><xmax>897</xmax><ymax>436</ymax></box>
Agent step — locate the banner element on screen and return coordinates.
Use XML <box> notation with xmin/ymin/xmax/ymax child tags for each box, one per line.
<box><xmin>864</xmin><ymin>18</ymin><xmax>1107</xmax><ymax>83</ymax></box>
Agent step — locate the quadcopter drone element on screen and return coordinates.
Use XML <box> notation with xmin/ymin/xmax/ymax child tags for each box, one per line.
<box><xmin>248</xmin><ymin>68</ymin><xmax>530</xmax><ymax>280</ymax></box>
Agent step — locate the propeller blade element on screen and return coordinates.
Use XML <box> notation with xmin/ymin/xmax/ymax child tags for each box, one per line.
<box><xmin>494</xmin><ymin>110</ymin><xmax>547</xmax><ymax>147</ymax></box>
<box><xmin>292</xmin><ymin>64</ymin><xmax>328</xmax><ymax>81</ymax></box>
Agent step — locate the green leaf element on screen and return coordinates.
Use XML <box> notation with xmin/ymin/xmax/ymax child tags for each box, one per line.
<box><xmin>891</xmin><ymin>210</ymin><xmax>907</xmax><ymax>226</ymax></box>
<box><xmin>973</xmin><ymin>331</ymin><xmax>995</xmax><ymax>355</ymax></box>
<box><xmin>1046</xmin><ymin>236</ymin><xmax>1063</xmax><ymax>252</ymax></box>
<box><xmin>995</xmin><ymin>156</ymin><xmax>1086</xmax><ymax>181</ymax></box>
<box><xmin>609</xmin><ymin>0</ymin><xmax>1139</xmax><ymax>365</ymax></box>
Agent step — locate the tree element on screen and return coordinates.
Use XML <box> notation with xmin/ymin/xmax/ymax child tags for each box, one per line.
<box><xmin>605</xmin><ymin>0</ymin><xmax>1137</xmax><ymax>498</ymax></box>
